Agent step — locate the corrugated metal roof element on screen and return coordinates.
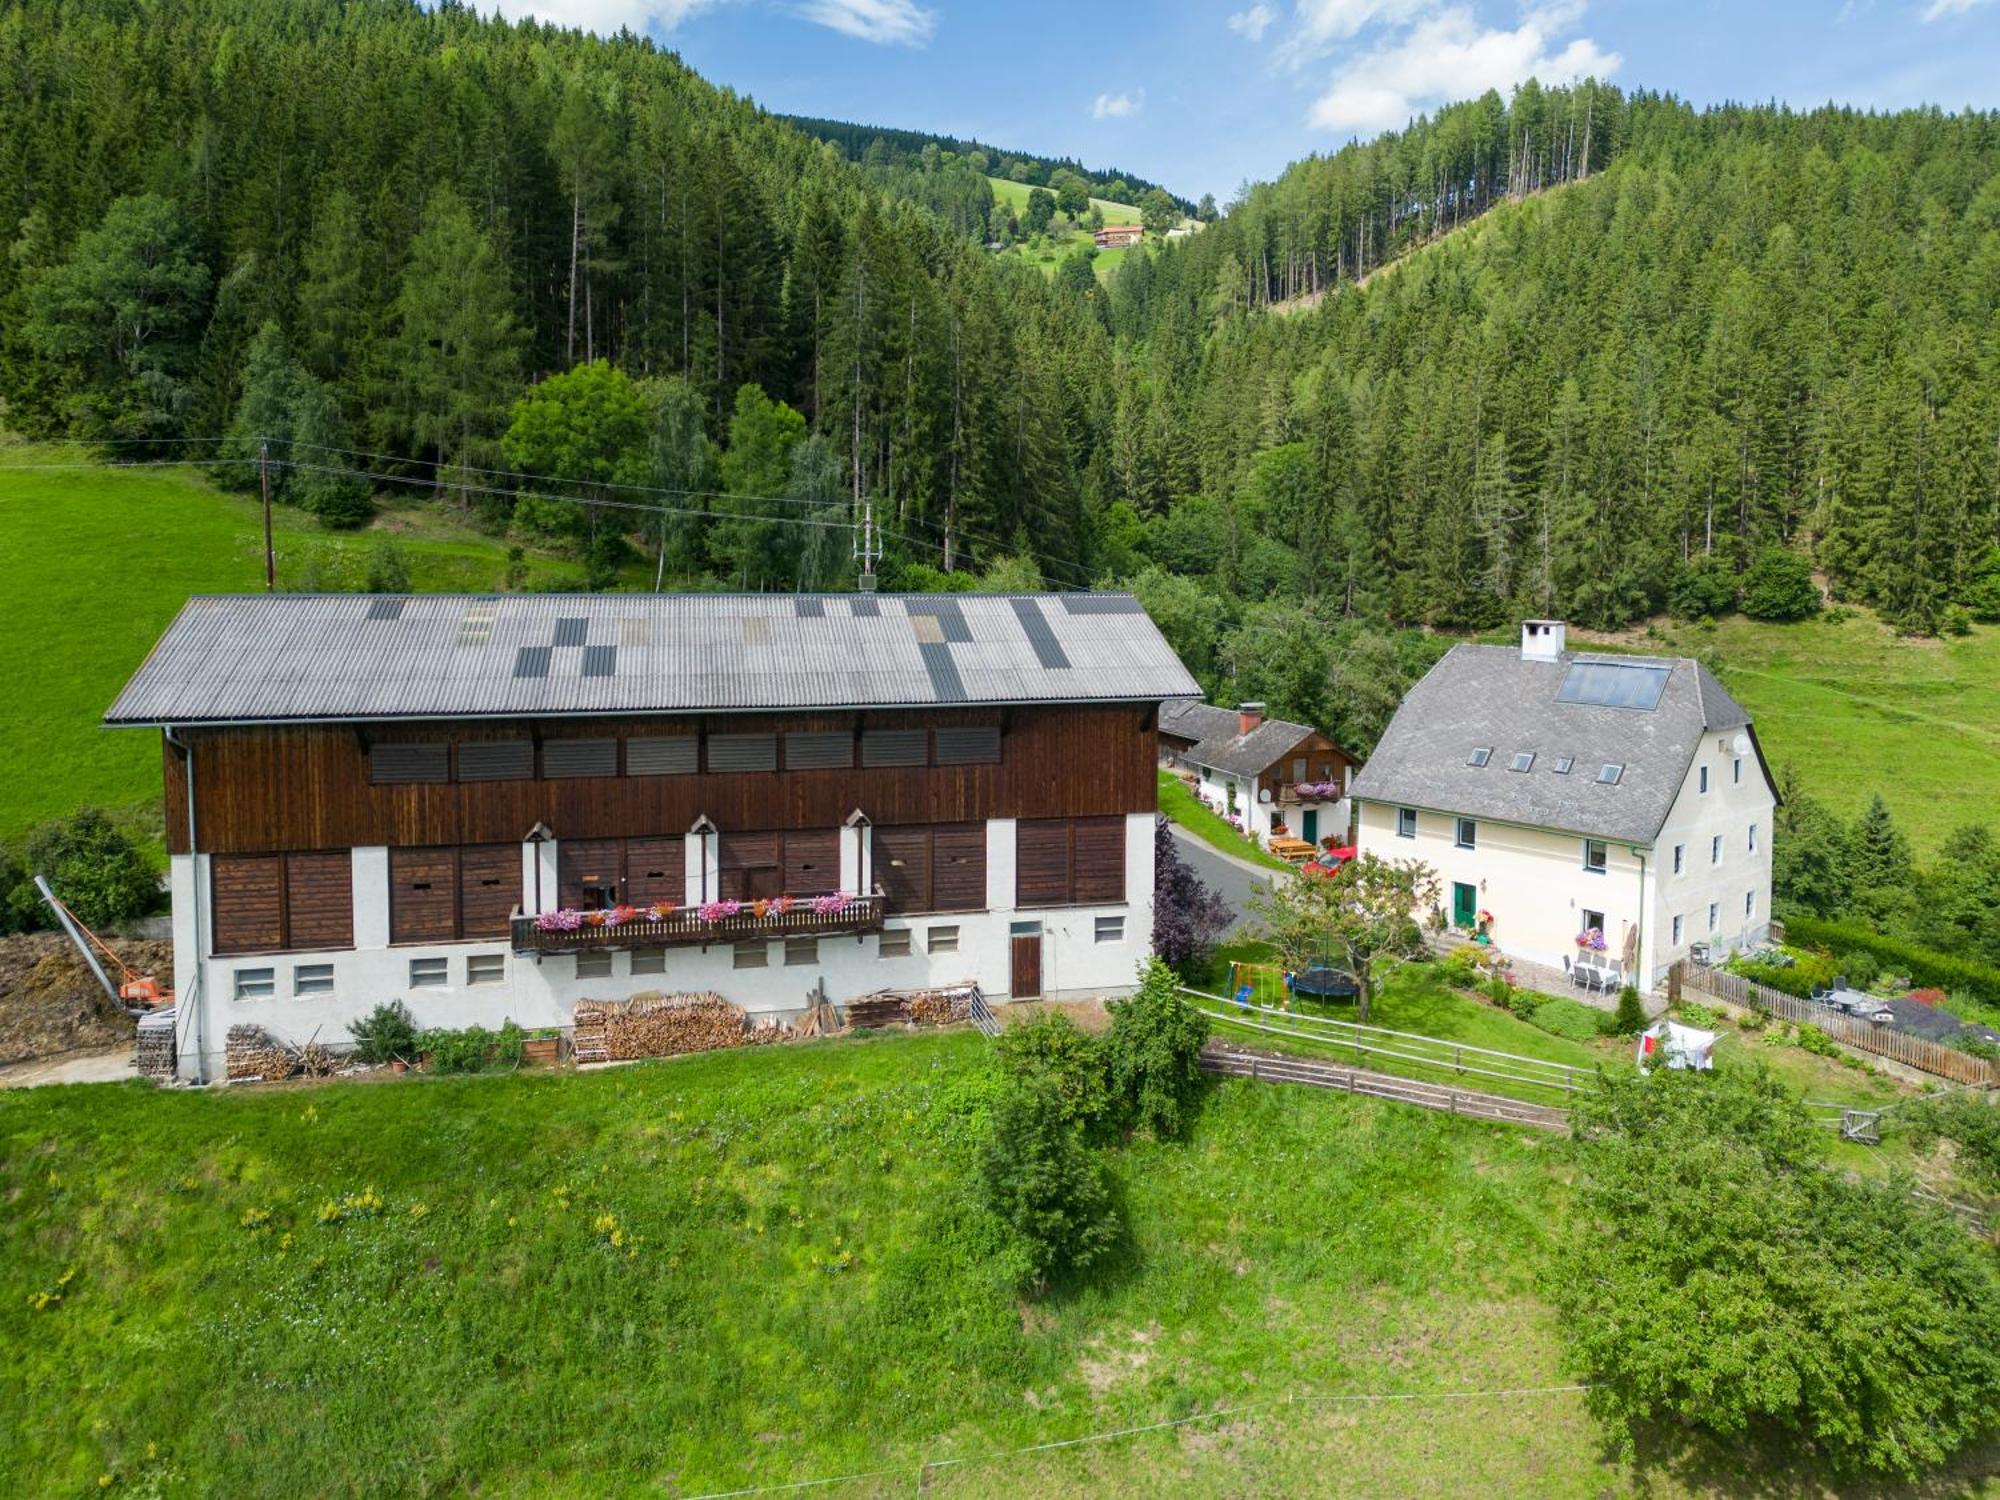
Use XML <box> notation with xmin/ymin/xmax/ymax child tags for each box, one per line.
<box><xmin>1346</xmin><ymin>644</ymin><xmax>1760</xmax><ymax>844</ymax></box>
<box><xmin>104</xmin><ymin>592</ymin><xmax>1200</xmax><ymax>725</ymax></box>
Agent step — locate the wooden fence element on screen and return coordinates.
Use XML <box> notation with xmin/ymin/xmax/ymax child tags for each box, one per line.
<box><xmin>1679</xmin><ymin>965</ymin><xmax>1997</xmax><ymax>1087</ymax></box>
<box><xmin>1200</xmin><ymin>1045</ymin><xmax>1571</xmax><ymax>1132</ymax></box>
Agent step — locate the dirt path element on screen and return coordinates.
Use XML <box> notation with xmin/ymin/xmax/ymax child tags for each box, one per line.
<box><xmin>0</xmin><ymin>1045</ymin><xmax>135</xmax><ymax>1089</ymax></box>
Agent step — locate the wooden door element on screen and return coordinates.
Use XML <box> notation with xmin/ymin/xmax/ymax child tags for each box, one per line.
<box><xmin>1010</xmin><ymin>932</ymin><xmax>1042</xmax><ymax>999</ymax></box>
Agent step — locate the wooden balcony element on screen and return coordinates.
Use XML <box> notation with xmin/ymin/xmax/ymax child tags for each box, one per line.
<box><xmin>1278</xmin><ymin>782</ymin><xmax>1344</xmax><ymax>804</ymax></box>
<box><xmin>511</xmin><ymin>891</ymin><xmax>887</xmax><ymax>956</ymax></box>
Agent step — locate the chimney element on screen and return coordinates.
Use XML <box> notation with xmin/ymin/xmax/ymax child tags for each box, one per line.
<box><xmin>1237</xmin><ymin>701</ymin><xmax>1264</xmax><ymax>736</ymax></box>
<box><xmin>1520</xmin><ymin>620</ymin><xmax>1567</xmax><ymax>663</ymax></box>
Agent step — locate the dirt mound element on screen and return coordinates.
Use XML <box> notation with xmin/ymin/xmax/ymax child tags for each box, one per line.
<box><xmin>0</xmin><ymin>932</ymin><xmax>168</xmax><ymax>1065</ymax></box>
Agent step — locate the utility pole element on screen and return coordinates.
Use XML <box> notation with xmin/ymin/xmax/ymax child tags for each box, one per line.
<box><xmin>259</xmin><ymin>440</ymin><xmax>275</xmax><ymax>591</ymax></box>
<box><xmin>853</xmin><ymin>492</ymin><xmax>881</xmax><ymax>591</ymax></box>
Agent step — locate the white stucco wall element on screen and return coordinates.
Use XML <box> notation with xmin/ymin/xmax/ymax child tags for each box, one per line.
<box><xmin>171</xmin><ymin>811</ymin><xmax>1157</xmax><ymax>1081</ymax></box>
<box><xmin>1652</xmin><ymin>734</ymin><xmax>1776</xmax><ymax>974</ymax></box>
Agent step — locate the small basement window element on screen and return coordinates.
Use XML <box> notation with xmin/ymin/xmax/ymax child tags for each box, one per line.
<box><xmin>1509</xmin><ymin>751</ymin><xmax>1535</xmax><ymax>772</ymax></box>
<box><xmin>630</xmin><ymin>948</ymin><xmax>667</xmax><ymax>975</ymax></box>
<box><xmin>733</xmin><ymin>942</ymin><xmax>769</xmax><ymax>970</ymax></box>
<box><xmin>292</xmin><ymin>963</ymin><xmax>334</xmax><ymax>997</ymax></box>
<box><xmin>466</xmin><ymin>953</ymin><xmax>505</xmax><ymax>986</ymax></box>
<box><xmin>575</xmin><ymin>951</ymin><xmax>613</xmax><ymax>979</ymax></box>
<box><xmin>1597</xmin><ymin>763</ymin><xmax>1624</xmax><ymax>785</ymax></box>
<box><xmin>409</xmin><ymin>957</ymin><xmax>448</xmax><ymax>987</ymax></box>
<box><xmin>879</xmin><ymin>929</ymin><xmax>912</xmax><ymax>959</ymax></box>
<box><xmin>1467</xmin><ymin>747</ymin><xmax>1493</xmax><ymax>768</ymax></box>
<box><xmin>1094</xmin><ymin>915</ymin><xmax>1125</xmax><ymax>943</ymax></box>
<box><xmin>234</xmin><ymin>966</ymin><xmax>275</xmax><ymax>1001</ymax></box>
<box><xmin>928</xmin><ymin>924</ymin><xmax>960</xmax><ymax>955</ymax></box>
<box><xmin>784</xmin><ymin>937</ymin><xmax>819</xmax><ymax>967</ymax></box>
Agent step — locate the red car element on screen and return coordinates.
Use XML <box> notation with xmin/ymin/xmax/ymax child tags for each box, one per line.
<box><xmin>1302</xmin><ymin>845</ymin><xmax>1356</xmax><ymax>878</ymax></box>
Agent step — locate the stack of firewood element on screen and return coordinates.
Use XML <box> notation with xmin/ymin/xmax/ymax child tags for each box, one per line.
<box><xmin>908</xmin><ymin>990</ymin><xmax>956</xmax><ymax>1027</ymax></box>
<box><xmin>572</xmin><ymin>991</ymin><xmax>748</xmax><ymax>1061</ymax></box>
<box><xmin>135</xmin><ymin>1008</ymin><xmax>177</xmax><ymax>1081</ymax></box>
<box><xmin>843</xmin><ymin>990</ymin><xmax>911</xmax><ymax>1028</ymax></box>
<box><xmin>225</xmin><ymin>1024</ymin><xmax>298</xmax><ymax>1082</ymax></box>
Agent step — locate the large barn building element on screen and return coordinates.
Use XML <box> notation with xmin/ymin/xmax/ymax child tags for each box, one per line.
<box><xmin>107</xmin><ymin>592</ymin><xmax>1198</xmax><ymax>1080</ymax></box>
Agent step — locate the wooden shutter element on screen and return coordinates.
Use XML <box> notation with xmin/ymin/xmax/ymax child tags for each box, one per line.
<box><xmin>719</xmin><ymin>832</ymin><xmax>781</xmax><ymax>902</ymax></box>
<box><xmin>783</xmin><ymin>830</ymin><xmax>840</xmax><ymax>895</ymax></box>
<box><xmin>934</xmin><ymin>726</ymin><xmax>1001</xmax><ymax>765</ymax></box>
<box><xmin>558</xmin><ymin>838</ymin><xmax>624</xmax><ymax>909</ymax></box>
<box><xmin>874</xmin><ymin>826</ymin><xmax>931</xmax><ymax>913</ymax></box>
<box><xmin>1015</xmin><ymin>820</ymin><xmax>1072</xmax><ymax>907</ymax></box>
<box><xmin>544</xmin><ymin>739</ymin><xmax>616</xmax><ymax>778</ymax></box>
<box><xmin>861</xmin><ymin>729</ymin><xmax>927</xmax><ymax>767</ymax></box>
<box><xmin>456</xmin><ymin>740</ymin><xmax>533</xmax><ymax>781</ymax></box>
<box><xmin>370</xmin><ymin>743</ymin><xmax>448</xmax><ymax>784</ymax></box>
<box><xmin>284</xmin><ymin>851</ymin><xmax>353</xmax><ymax>949</ymax></box>
<box><xmin>211</xmin><ymin>854</ymin><xmax>283</xmax><ymax>954</ymax></box>
<box><xmin>784</xmin><ymin>732</ymin><xmax>854</xmax><ymax>770</ymax></box>
<box><xmin>627</xmin><ymin>735</ymin><xmax>697</xmax><ymax>776</ymax></box>
<box><xmin>707</xmin><ymin>734</ymin><xmax>777</xmax><ymax>772</ymax></box>
<box><xmin>458</xmin><ymin>845</ymin><xmax>520</xmax><ymax>938</ymax></box>
<box><xmin>1071</xmin><ymin>818</ymin><xmax>1126</xmax><ymax>904</ymax></box>
<box><xmin>931</xmin><ymin>825</ymin><xmax>987</xmax><ymax>912</ymax></box>
<box><xmin>626</xmin><ymin>836</ymin><xmax>685</xmax><ymax>906</ymax></box>
<box><xmin>389</xmin><ymin>848</ymin><xmax>457</xmax><ymax>944</ymax></box>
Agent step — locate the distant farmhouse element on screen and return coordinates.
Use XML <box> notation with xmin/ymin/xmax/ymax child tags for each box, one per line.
<box><xmin>1093</xmin><ymin>223</ymin><xmax>1144</xmax><ymax>249</ymax></box>
<box><xmin>108</xmin><ymin>593</ymin><xmax>1197</xmax><ymax>1081</ymax></box>
<box><xmin>1349</xmin><ymin>622</ymin><xmax>1777</xmax><ymax>988</ymax></box>
<box><xmin>1160</xmin><ymin>700</ymin><xmax>1357</xmax><ymax>851</ymax></box>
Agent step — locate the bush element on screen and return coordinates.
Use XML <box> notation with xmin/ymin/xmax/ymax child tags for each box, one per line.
<box><xmin>1781</xmin><ymin>914</ymin><xmax>2000</xmax><ymax>1005</ymax></box>
<box><xmin>1555</xmin><ymin>1066</ymin><xmax>2000</xmax><ymax>1477</ymax></box>
<box><xmin>348</xmin><ymin>1001</ymin><xmax>420</xmax><ymax>1064</ymax></box>
<box><xmin>1672</xmin><ymin>999</ymin><xmax>1722</xmax><ymax>1030</ymax></box>
<box><xmin>1529</xmin><ymin>996</ymin><xmax>1604</xmax><ymax>1042</ymax></box>
<box><xmin>1795</xmin><ymin>1024</ymin><xmax>1838</xmax><ymax>1058</ymax></box>
<box><xmin>1668</xmin><ymin>559</ymin><xmax>1738</xmax><ymax>619</ymax></box>
<box><xmin>977</xmin><ymin>1079</ymin><xmax>1120</xmax><ymax>1287</ymax></box>
<box><xmin>422</xmin><ymin>1021</ymin><xmax>524</xmax><ymax>1074</ymax></box>
<box><xmin>13</xmin><ymin>808</ymin><xmax>160</xmax><ymax>929</ymax></box>
<box><xmin>1739</xmin><ymin>547</ymin><xmax>1821</xmax><ymax>621</ymax></box>
<box><xmin>1102</xmin><ymin>958</ymin><xmax>1210</xmax><ymax>1139</ymax></box>
<box><xmin>1437</xmin><ymin>948</ymin><xmax>1482</xmax><ymax>989</ymax></box>
<box><xmin>994</xmin><ymin>1011</ymin><xmax>1113</xmax><ymax>1137</ymax></box>
<box><xmin>1610</xmin><ymin>985</ymin><xmax>1647</xmax><ymax>1037</ymax></box>
<box><xmin>1840</xmin><ymin>950</ymin><xmax>1881</xmax><ymax>990</ymax></box>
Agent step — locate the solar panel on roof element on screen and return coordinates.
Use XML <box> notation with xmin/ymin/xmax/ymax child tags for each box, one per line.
<box><xmin>1556</xmin><ymin>662</ymin><xmax>1671</xmax><ymax>711</ymax></box>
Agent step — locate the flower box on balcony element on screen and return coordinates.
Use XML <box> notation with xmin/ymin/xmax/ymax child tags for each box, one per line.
<box><xmin>511</xmin><ymin>890</ymin><xmax>887</xmax><ymax>956</ymax></box>
<box><xmin>1291</xmin><ymin>781</ymin><xmax>1342</xmax><ymax>803</ymax></box>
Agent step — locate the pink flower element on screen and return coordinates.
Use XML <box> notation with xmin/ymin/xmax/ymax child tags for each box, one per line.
<box><xmin>811</xmin><ymin>891</ymin><xmax>850</xmax><ymax>916</ymax></box>
<box><xmin>535</xmin><ymin>908</ymin><xmax>584</xmax><ymax>932</ymax></box>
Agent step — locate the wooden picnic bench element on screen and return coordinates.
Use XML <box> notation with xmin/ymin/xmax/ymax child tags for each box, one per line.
<box><xmin>1268</xmin><ymin>835</ymin><xmax>1316</xmax><ymax>863</ymax></box>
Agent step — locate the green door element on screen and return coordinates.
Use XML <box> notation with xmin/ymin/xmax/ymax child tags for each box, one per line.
<box><xmin>1301</xmin><ymin>810</ymin><xmax>1318</xmax><ymax>844</ymax></box>
<box><xmin>1452</xmin><ymin>881</ymin><xmax>1477</xmax><ymax>928</ymax></box>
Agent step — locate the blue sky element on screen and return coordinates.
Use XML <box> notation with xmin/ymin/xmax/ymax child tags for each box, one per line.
<box><xmin>495</xmin><ymin>0</ymin><xmax>2000</xmax><ymax>200</ymax></box>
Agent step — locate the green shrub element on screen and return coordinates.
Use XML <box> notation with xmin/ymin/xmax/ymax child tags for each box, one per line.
<box><xmin>1438</xmin><ymin>948</ymin><xmax>1482</xmax><ymax>989</ymax></box>
<box><xmin>1840</xmin><ymin>949</ymin><xmax>1881</xmax><ymax>990</ymax></box>
<box><xmin>1556</xmin><ymin>1066</ymin><xmax>2000</xmax><ymax>1477</ymax></box>
<box><xmin>1673</xmin><ymin>999</ymin><xmax>1722</xmax><ymax>1030</ymax></box>
<box><xmin>1530</xmin><ymin>996</ymin><xmax>1604</xmax><ymax>1042</ymax></box>
<box><xmin>1739</xmin><ymin>547</ymin><xmax>1821</xmax><ymax>621</ymax></box>
<box><xmin>977</xmin><ymin>1079</ymin><xmax>1120</xmax><ymax>1287</ymax></box>
<box><xmin>1610</xmin><ymin>985</ymin><xmax>1647</xmax><ymax>1037</ymax></box>
<box><xmin>1780</xmin><ymin>914</ymin><xmax>2000</xmax><ymax>1005</ymax></box>
<box><xmin>12</xmin><ymin>808</ymin><xmax>160</xmax><ymax>929</ymax></box>
<box><xmin>1668</xmin><ymin>559</ymin><xmax>1738</xmax><ymax>619</ymax></box>
<box><xmin>1795</xmin><ymin>1024</ymin><xmax>1839</xmax><ymax>1058</ymax></box>
<box><xmin>1103</xmin><ymin>958</ymin><xmax>1209</xmax><ymax>1139</ymax></box>
<box><xmin>995</xmin><ymin>1011</ymin><xmax>1113</xmax><ymax>1137</ymax></box>
<box><xmin>421</xmin><ymin>1022</ymin><xmax>523</xmax><ymax>1074</ymax></box>
<box><xmin>348</xmin><ymin>1001</ymin><xmax>420</xmax><ymax>1064</ymax></box>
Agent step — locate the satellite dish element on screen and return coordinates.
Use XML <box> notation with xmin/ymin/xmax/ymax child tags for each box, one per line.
<box><xmin>1731</xmin><ymin>732</ymin><xmax>1752</xmax><ymax>756</ymax></box>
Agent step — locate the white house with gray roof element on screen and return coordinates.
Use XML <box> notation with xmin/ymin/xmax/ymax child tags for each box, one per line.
<box><xmin>1348</xmin><ymin>622</ymin><xmax>1777</xmax><ymax>990</ymax></box>
<box><xmin>1158</xmin><ymin>700</ymin><xmax>1358</xmax><ymax>850</ymax></box>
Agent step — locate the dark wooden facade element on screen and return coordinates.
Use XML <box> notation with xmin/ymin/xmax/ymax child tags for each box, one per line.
<box><xmin>164</xmin><ymin>705</ymin><xmax>1158</xmax><ymax>857</ymax></box>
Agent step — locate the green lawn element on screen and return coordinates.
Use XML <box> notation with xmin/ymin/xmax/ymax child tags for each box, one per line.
<box><xmin>1578</xmin><ymin>614</ymin><xmax>2000</xmax><ymax>856</ymax></box>
<box><xmin>985</xmin><ymin>176</ymin><xmax>1146</xmax><ymax>282</ymax></box>
<box><xmin>0</xmin><ymin>445</ymin><xmax>618</xmax><ymax>843</ymax></box>
<box><xmin>1157</xmin><ymin>771</ymin><xmax>1290</xmax><ymax>872</ymax></box>
<box><xmin>0</xmin><ymin>1028</ymin><xmax>1663</xmax><ymax>1497</ymax></box>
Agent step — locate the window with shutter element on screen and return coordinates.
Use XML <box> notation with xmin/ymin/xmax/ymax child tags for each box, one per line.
<box><xmin>783</xmin><ymin>830</ymin><xmax>840</xmax><ymax>895</ymax></box>
<box><xmin>625</xmin><ymin>837</ymin><xmax>685</xmax><ymax>906</ymax></box>
<box><xmin>370</xmin><ymin>743</ymin><xmax>448</xmax><ymax>784</ymax></box>
<box><xmin>543</xmin><ymin>739</ymin><xmax>617</xmax><ymax>778</ymax></box>
<box><xmin>389</xmin><ymin>848</ymin><xmax>457</xmax><ymax>944</ymax></box>
<box><xmin>456</xmin><ymin>740</ymin><xmax>532</xmax><ymax>781</ymax></box>
<box><xmin>626</xmin><ymin>735</ymin><xmax>698</xmax><ymax>776</ymax></box>
<box><xmin>457</xmin><ymin>845</ymin><xmax>519</xmax><ymax>937</ymax></box>
<box><xmin>706</xmin><ymin>733</ymin><xmax>777</xmax><ymax>772</ymax></box>
<box><xmin>558</xmin><ymin>839</ymin><xmax>624</xmax><ymax>910</ymax></box>
<box><xmin>718</xmin><ymin>832</ymin><xmax>782</xmax><ymax>901</ymax></box>
<box><xmin>284</xmin><ymin>851</ymin><xmax>354</xmax><ymax>950</ymax></box>
<box><xmin>1015</xmin><ymin>820</ymin><xmax>1072</xmax><ymax>907</ymax></box>
<box><xmin>874</xmin><ymin>826</ymin><xmax>932</xmax><ymax>913</ymax></box>
<box><xmin>1071</xmin><ymin>818</ymin><xmax>1126</xmax><ymax>904</ymax></box>
<box><xmin>931</xmin><ymin>825</ymin><xmax>986</xmax><ymax>911</ymax></box>
<box><xmin>861</xmin><ymin>729</ymin><xmax>928</xmax><ymax>767</ymax></box>
<box><xmin>212</xmin><ymin>854</ymin><xmax>284</xmax><ymax>954</ymax></box>
<box><xmin>934</xmin><ymin>726</ymin><xmax>1000</xmax><ymax>765</ymax></box>
<box><xmin>783</xmin><ymin>731</ymin><xmax>854</xmax><ymax>770</ymax></box>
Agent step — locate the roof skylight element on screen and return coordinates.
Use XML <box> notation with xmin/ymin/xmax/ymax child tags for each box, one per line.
<box><xmin>1509</xmin><ymin>752</ymin><xmax>1535</xmax><ymax>772</ymax></box>
<box><xmin>1597</xmin><ymin>763</ymin><xmax>1624</xmax><ymax>785</ymax></box>
<box><xmin>1468</xmin><ymin>747</ymin><xmax>1492</xmax><ymax>767</ymax></box>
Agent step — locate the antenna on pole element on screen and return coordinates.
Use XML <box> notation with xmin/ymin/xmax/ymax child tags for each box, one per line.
<box><xmin>853</xmin><ymin>492</ymin><xmax>881</xmax><ymax>592</ymax></box>
<box><xmin>259</xmin><ymin>440</ymin><xmax>275</xmax><ymax>591</ymax></box>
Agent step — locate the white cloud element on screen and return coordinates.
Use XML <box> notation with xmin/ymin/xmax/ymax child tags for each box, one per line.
<box><xmin>1092</xmin><ymin>89</ymin><xmax>1145</xmax><ymax>119</ymax></box>
<box><xmin>1227</xmin><ymin>3</ymin><xmax>1278</xmax><ymax>41</ymax></box>
<box><xmin>485</xmin><ymin>0</ymin><xmax>716</xmax><ymax>36</ymax></box>
<box><xmin>1306</xmin><ymin>4</ymin><xmax>1620</xmax><ymax>136</ymax></box>
<box><xmin>1278</xmin><ymin>0</ymin><xmax>1432</xmax><ymax>69</ymax></box>
<box><xmin>1922</xmin><ymin>0</ymin><xmax>1993</xmax><ymax>19</ymax></box>
<box><xmin>796</xmin><ymin>0</ymin><xmax>936</xmax><ymax>46</ymax></box>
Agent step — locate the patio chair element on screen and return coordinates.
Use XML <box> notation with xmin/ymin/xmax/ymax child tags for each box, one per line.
<box><xmin>1832</xmin><ymin>975</ymin><xmax>1847</xmax><ymax>992</ymax></box>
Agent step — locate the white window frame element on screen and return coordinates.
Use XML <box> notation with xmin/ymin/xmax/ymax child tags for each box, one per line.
<box><xmin>1454</xmin><ymin>817</ymin><xmax>1476</xmax><ymax>850</ymax></box>
<box><xmin>1094</xmin><ymin>915</ymin><xmax>1125</xmax><ymax>943</ymax></box>
<box><xmin>292</xmin><ymin>963</ymin><xmax>334</xmax><ymax>997</ymax></box>
<box><xmin>1396</xmin><ymin>807</ymin><xmax>1417</xmax><ymax>839</ymax></box>
<box><xmin>466</xmin><ymin>953</ymin><xmax>506</xmax><ymax>986</ymax></box>
<box><xmin>235</xmin><ymin>966</ymin><xmax>276</xmax><ymax>1001</ymax></box>
<box><xmin>1582</xmin><ymin>839</ymin><xmax>1608</xmax><ymax>874</ymax></box>
<box><xmin>878</xmin><ymin>928</ymin><xmax>912</xmax><ymax>959</ymax></box>
<box><xmin>927</xmin><ymin>924</ymin><xmax>961</xmax><ymax>955</ymax></box>
<box><xmin>409</xmin><ymin>956</ymin><xmax>449</xmax><ymax>988</ymax></box>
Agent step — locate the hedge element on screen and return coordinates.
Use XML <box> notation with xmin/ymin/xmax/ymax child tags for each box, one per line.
<box><xmin>1779</xmin><ymin>914</ymin><xmax>2000</xmax><ymax>1006</ymax></box>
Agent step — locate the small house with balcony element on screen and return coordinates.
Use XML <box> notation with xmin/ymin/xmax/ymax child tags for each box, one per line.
<box><xmin>106</xmin><ymin>591</ymin><xmax>1197</xmax><ymax>1080</ymax></box>
<box><xmin>1348</xmin><ymin>621</ymin><xmax>1778</xmax><ymax>990</ymax></box>
<box><xmin>1158</xmin><ymin>700</ymin><xmax>1357</xmax><ymax>852</ymax></box>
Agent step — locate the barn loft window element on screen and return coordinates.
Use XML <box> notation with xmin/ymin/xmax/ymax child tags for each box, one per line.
<box><xmin>627</xmin><ymin>735</ymin><xmax>698</xmax><ymax>776</ymax></box>
<box><xmin>861</xmin><ymin>729</ymin><xmax>928</xmax><ymax>767</ymax></box>
<box><xmin>543</xmin><ymin>739</ymin><xmax>617</xmax><ymax>779</ymax></box>
<box><xmin>707</xmin><ymin>733</ymin><xmax>777</xmax><ymax>773</ymax></box>
<box><xmin>456</xmin><ymin>740</ymin><xmax>533</xmax><ymax>782</ymax></box>
<box><xmin>783</xmin><ymin>732</ymin><xmax>854</xmax><ymax>770</ymax></box>
<box><xmin>370</xmin><ymin>743</ymin><xmax>448</xmax><ymax>784</ymax></box>
<box><xmin>935</xmin><ymin>726</ymin><xmax>1001</xmax><ymax>765</ymax></box>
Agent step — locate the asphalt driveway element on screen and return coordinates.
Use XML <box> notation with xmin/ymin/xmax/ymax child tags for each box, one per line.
<box><xmin>1166</xmin><ymin>824</ymin><xmax>1273</xmax><ymax>938</ymax></box>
